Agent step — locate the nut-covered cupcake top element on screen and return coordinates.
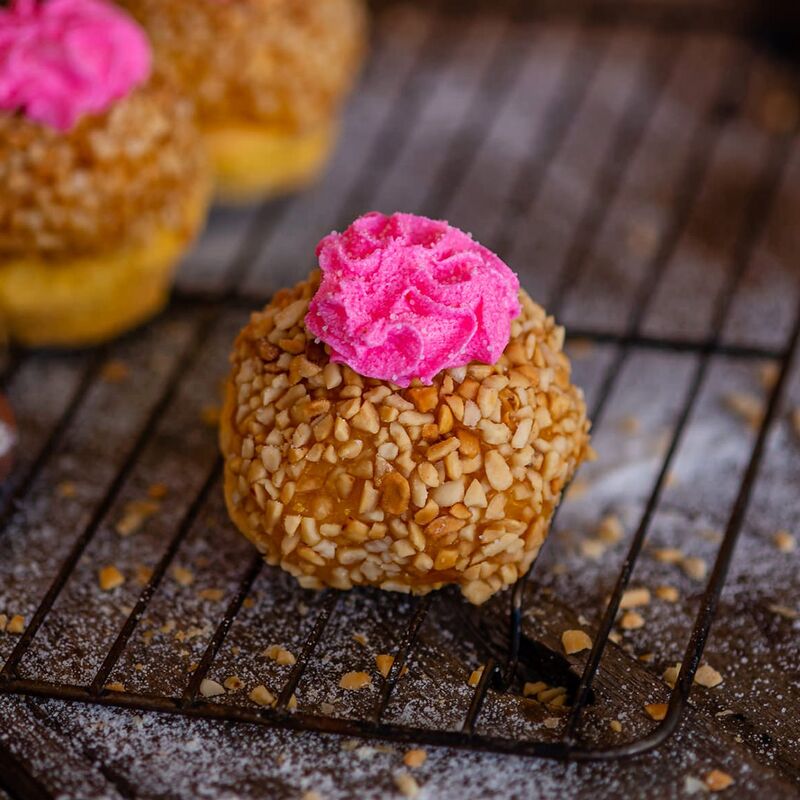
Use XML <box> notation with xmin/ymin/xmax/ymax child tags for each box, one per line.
<box><xmin>0</xmin><ymin>0</ymin><xmax>151</xmax><ymax>132</ymax></box>
<box><xmin>306</xmin><ymin>213</ymin><xmax>522</xmax><ymax>387</ymax></box>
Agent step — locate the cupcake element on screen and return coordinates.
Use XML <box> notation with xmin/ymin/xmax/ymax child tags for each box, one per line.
<box><xmin>120</xmin><ymin>0</ymin><xmax>367</xmax><ymax>202</ymax></box>
<box><xmin>220</xmin><ymin>212</ymin><xmax>591</xmax><ymax>605</ymax></box>
<box><xmin>0</xmin><ymin>0</ymin><xmax>211</xmax><ymax>347</ymax></box>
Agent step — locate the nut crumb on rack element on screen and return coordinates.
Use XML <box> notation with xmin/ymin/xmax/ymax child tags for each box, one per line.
<box><xmin>339</xmin><ymin>671</ymin><xmax>372</xmax><ymax>690</ymax></box>
<box><xmin>376</xmin><ymin>653</ymin><xmax>394</xmax><ymax>678</ymax></box>
<box><xmin>301</xmin><ymin>792</ymin><xmax>323</xmax><ymax>800</ymax></box>
<box><xmin>104</xmin><ymin>682</ymin><xmax>125</xmax><ymax>692</ymax></box>
<box><xmin>620</xmin><ymin>611</ymin><xmax>645</xmax><ymax>630</ymax></box>
<box><xmin>705</xmin><ymin>769</ymin><xmax>734</xmax><ymax>792</ymax></box>
<box><xmin>768</xmin><ymin>603</ymin><xmax>799</xmax><ymax>620</ymax></box>
<box><xmin>115</xmin><ymin>498</ymin><xmax>160</xmax><ymax>537</ymax></box>
<box><xmin>562</xmin><ymin>629</ymin><xmax>592</xmax><ymax>655</ymax></box>
<box><xmin>134</xmin><ymin>564</ymin><xmax>153</xmax><ymax>585</ymax></box>
<box><xmin>597</xmin><ymin>514</ymin><xmax>624</xmax><ymax>543</ymax></box>
<box><xmin>147</xmin><ymin>483</ymin><xmax>168</xmax><ymax>499</ymax></box>
<box><xmin>98</xmin><ymin>565</ymin><xmax>125</xmax><ymax>591</ymax></box>
<box><xmin>695</xmin><ymin>664</ymin><xmax>723</xmax><ymax>688</ymax></box>
<box><xmin>393</xmin><ymin>771</ymin><xmax>420</xmax><ymax>798</ymax></box>
<box><xmin>655</xmin><ymin>585</ymin><xmax>679</xmax><ymax>602</ymax></box>
<box><xmin>352</xmin><ymin>632</ymin><xmax>368</xmax><ymax>647</ymax></box>
<box><xmin>523</xmin><ymin>681</ymin><xmax>547</xmax><ymax>698</ymax></box>
<box><xmin>773</xmin><ymin>530</ymin><xmax>796</xmax><ymax>553</ymax></box>
<box><xmin>681</xmin><ymin>556</ymin><xmax>708</xmax><ymax>581</ymax></box>
<box><xmin>223</xmin><ymin>676</ymin><xmax>243</xmax><ymax>691</ymax></box>
<box><xmin>619</xmin><ymin>587</ymin><xmax>651</xmax><ymax>609</ymax></box>
<box><xmin>56</xmin><ymin>481</ymin><xmax>77</xmax><ymax>498</ymax></box>
<box><xmin>249</xmin><ymin>684</ymin><xmax>276</xmax><ymax>706</ymax></box>
<box><xmin>0</xmin><ymin>614</ymin><xmax>6</xmax><ymax>632</ymax></box>
<box><xmin>199</xmin><ymin>679</ymin><xmax>225</xmax><ymax>698</ymax></box>
<box><xmin>645</xmin><ymin>702</ymin><xmax>668</xmax><ymax>721</ymax></box>
<box><xmin>663</xmin><ymin>663</ymin><xmax>681</xmax><ymax>688</ymax></box>
<box><xmin>609</xmin><ymin>719</ymin><xmax>623</xmax><ymax>733</ymax></box>
<box><xmin>652</xmin><ymin>547</ymin><xmax>684</xmax><ymax>564</ymax></box>
<box><xmin>6</xmin><ymin>615</ymin><xmax>25</xmax><ymax>634</ymax></box>
<box><xmin>722</xmin><ymin>391</ymin><xmax>763</xmax><ymax>429</ymax></box>
<box><xmin>263</xmin><ymin>644</ymin><xmax>296</xmax><ymax>666</ymax></box>
<box><xmin>468</xmin><ymin>666</ymin><xmax>484</xmax><ymax>687</ymax></box>
<box><xmin>543</xmin><ymin>717</ymin><xmax>560</xmax><ymax>729</ymax></box>
<box><xmin>172</xmin><ymin>566</ymin><xmax>194</xmax><ymax>586</ymax></box>
<box><xmin>100</xmin><ymin>359</ymin><xmax>129</xmax><ymax>383</ymax></box>
<box><xmin>199</xmin><ymin>588</ymin><xmax>224</xmax><ymax>602</ymax></box>
<box><xmin>403</xmin><ymin>748</ymin><xmax>427</xmax><ymax>768</ymax></box>
<box><xmin>580</xmin><ymin>539</ymin><xmax>606</xmax><ymax>560</ymax></box>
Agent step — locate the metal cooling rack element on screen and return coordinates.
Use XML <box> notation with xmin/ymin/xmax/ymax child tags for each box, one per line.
<box><xmin>1</xmin><ymin>0</ymin><xmax>799</xmax><ymax>788</ymax></box>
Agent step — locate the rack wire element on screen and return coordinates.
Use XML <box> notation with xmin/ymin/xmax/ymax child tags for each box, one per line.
<box><xmin>1</xmin><ymin>0</ymin><xmax>799</xmax><ymax>792</ymax></box>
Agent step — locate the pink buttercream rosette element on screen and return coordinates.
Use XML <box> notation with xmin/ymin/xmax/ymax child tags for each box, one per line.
<box><xmin>0</xmin><ymin>0</ymin><xmax>151</xmax><ymax>132</ymax></box>
<box><xmin>305</xmin><ymin>212</ymin><xmax>522</xmax><ymax>387</ymax></box>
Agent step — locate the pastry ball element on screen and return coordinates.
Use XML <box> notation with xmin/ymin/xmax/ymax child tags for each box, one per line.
<box><xmin>119</xmin><ymin>0</ymin><xmax>367</xmax><ymax>202</ymax></box>
<box><xmin>221</xmin><ymin>214</ymin><xmax>591</xmax><ymax>604</ymax></box>
<box><xmin>0</xmin><ymin>0</ymin><xmax>211</xmax><ymax>347</ymax></box>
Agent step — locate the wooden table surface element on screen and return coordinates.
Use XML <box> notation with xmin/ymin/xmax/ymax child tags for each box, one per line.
<box><xmin>1</xmin><ymin>2</ymin><xmax>799</xmax><ymax>797</ymax></box>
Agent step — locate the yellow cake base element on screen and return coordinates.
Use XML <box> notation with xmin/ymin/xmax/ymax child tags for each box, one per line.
<box><xmin>0</xmin><ymin>188</ymin><xmax>209</xmax><ymax>348</ymax></box>
<box><xmin>205</xmin><ymin>121</ymin><xmax>336</xmax><ymax>203</ymax></box>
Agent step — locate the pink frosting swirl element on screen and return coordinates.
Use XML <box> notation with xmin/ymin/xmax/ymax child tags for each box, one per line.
<box><xmin>306</xmin><ymin>212</ymin><xmax>521</xmax><ymax>387</ymax></box>
<box><xmin>0</xmin><ymin>0</ymin><xmax>151</xmax><ymax>132</ymax></box>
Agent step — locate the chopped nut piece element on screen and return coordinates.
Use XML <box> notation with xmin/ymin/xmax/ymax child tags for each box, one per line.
<box><xmin>681</xmin><ymin>556</ymin><xmax>708</xmax><ymax>581</ymax></box>
<box><xmin>663</xmin><ymin>663</ymin><xmax>681</xmax><ymax>689</ymax></box>
<box><xmin>653</xmin><ymin>547</ymin><xmax>684</xmax><ymax>564</ymax></box>
<box><xmin>393</xmin><ymin>771</ymin><xmax>420</xmax><ymax>799</ymax></box>
<box><xmin>596</xmin><ymin>514</ymin><xmax>624</xmax><ymax>543</ymax></box>
<box><xmin>619</xmin><ymin>587</ymin><xmax>651</xmax><ymax>609</ymax></box>
<box><xmin>376</xmin><ymin>654</ymin><xmax>394</xmax><ymax>678</ymax></box>
<box><xmin>645</xmin><ymin>702</ymin><xmax>668</xmax><ymax>721</ymax></box>
<box><xmin>580</xmin><ymin>539</ymin><xmax>606</xmax><ymax>560</ymax></box>
<box><xmin>773</xmin><ymin>530</ymin><xmax>796</xmax><ymax>553</ymax></box>
<box><xmin>224</xmin><ymin>676</ymin><xmax>243</xmax><ymax>691</ymax></box>
<box><xmin>104</xmin><ymin>682</ymin><xmax>125</xmax><ymax>693</ymax></box>
<box><xmin>403</xmin><ymin>748</ymin><xmax>427</xmax><ymax>768</ymax></box>
<box><xmin>523</xmin><ymin>681</ymin><xmax>548</xmax><ymax>698</ymax></box>
<box><xmin>98</xmin><ymin>565</ymin><xmax>124</xmax><ymax>591</ymax></box>
<box><xmin>705</xmin><ymin>770</ymin><xmax>734</xmax><ymax>792</ymax></box>
<box><xmin>609</xmin><ymin>719</ymin><xmax>623</xmax><ymax>733</ymax></box>
<box><xmin>263</xmin><ymin>644</ymin><xmax>296</xmax><ymax>666</ymax></box>
<box><xmin>172</xmin><ymin>566</ymin><xmax>194</xmax><ymax>587</ymax></box>
<box><xmin>655</xmin><ymin>585</ymin><xmax>679</xmax><ymax>603</ymax></box>
<box><xmin>620</xmin><ymin>611</ymin><xmax>645</xmax><ymax>630</ymax></box>
<box><xmin>6</xmin><ymin>615</ymin><xmax>25</xmax><ymax>634</ymax></box>
<box><xmin>199</xmin><ymin>679</ymin><xmax>225</xmax><ymax>698</ymax></box>
<box><xmin>695</xmin><ymin>664</ymin><xmax>723</xmax><ymax>688</ymax></box>
<box><xmin>723</xmin><ymin>391</ymin><xmax>763</xmax><ymax>429</ymax></box>
<box><xmin>380</xmin><ymin>472</ymin><xmax>411</xmax><ymax>515</ymax></box>
<box><xmin>199</xmin><ymin>588</ymin><xmax>224</xmax><ymax>602</ymax></box>
<box><xmin>543</xmin><ymin>717</ymin><xmax>560</xmax><ymax>730</ymax></box>
<box><xmin>468</xmin><ymin>666</ymin><xmax>484</xmax><ymax>687</ymax></box>
<box><xmin>249</xmin><ymin>684</ymin><xmax>276</xmax><ymax>707</ymax></box>
<box><xmin>562</xmin><ymin>629</ymin><xmax>592</xmax><ymax>655</ymax></box>
<box><xmin>339</xmin><ymin>671</ymin><xmax>372</xmax><ymax>690</ymax></box>
<box><xmin>485</xmin><ymin>451</ymin><xmax>513</xmax><ymax>491</ymax></box>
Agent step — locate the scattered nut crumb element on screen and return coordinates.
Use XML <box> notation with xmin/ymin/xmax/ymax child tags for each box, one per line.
<box><xmin>147</xmin><ymin>483</ymin><xmax>168</xmax><ymax>499</ymax></box>
<box><xmin>172</xmin><ymin>566</ymin><xmax>194</xmax><ymax>587</ymax></box>
<box><xmin>682</xmin><ymin>556</ymin><xmax>708</xmax><ymax>581</ymax></box>
<box><xmin>610</xmin><ymin>719</ymin><xmax>623</xmax><ymax>733</ymax></box>
<box><xmin>287</xmin><ymin>693</ymin><xmax>298</xmax><ymax>710</ymax></box>
<box><xmin>597</xmin><ymin>514</ymin><xmax>624</xmax><ymax>544</ymax></box>
<box><xmin>543</xmin><ymin>717</ymin><xmax>560</xmax><ymax>729</ymax></box>
<box><xmin>620</xmin><ymin>611</ymin><xmax>645</xmax><ymax>630</ymax></box>
<box><xmin>224</xmin><ymin>676</ymin><xmax>243</xmax><ymax>691</ymax></box>
<box><xmin>134</xmin><ymin>564</ymin><xmax>153</xmax><ymax>585</ymax></box>
<box><xmin>695</xmin><ymin>664</ymin><xmax>723</xmax><ymax>688</ymax></box>
<box><xmin>56</xmin><ymin>481</ymin><xmax>77</xmax><ymax>498</ymax></box>
<box><xmin>663</xmin><ymin>663</ymin><xmax>682</xmax><ymax>689</ymax></box>
<box><xmin>653</xmin><ymin>547</ymin><xmax>684</xmax><ymax>564</ymax></box>
<box><xmin>201</xmin><ymin>404</ymin><xmax>220</xmax><ymax>427</ymax></box>
<box><xmin>562</xmin><ymin>629</ymin><xmax>592</xmax><ymax>655</ymax></box>
<box><xmin>580</xmin><ymin>539</ymin><xmax>606</xmax><ymax>560</ymax></box>
<box><xmin>6</xmin><ymin>615</ymin><xmax>25</xmax><ymax>634</ymax></box>
<box><xmin>98</xmin><ymin>565</ymin><xmax>124</xmax><ymax>591</ymax></box>
<box><xmin>723</xmin><ymin>391</ymin><xmax>763</xmax><ymax>429</ymax></box>
<box><xmin>403</xmin><ymin>749</ymin><xmax>427</xmax><ymax>768</ymax></box>
<box><xmin>467</xmin><ymin>666</ymin><xmax>484</xmax><ymax>687</ymax></box>
<box><xmin>655</xmin><ymin>585</ymin><xmax>679</xmax><ymax>603</ymax></box>
<box><xmin>199</xmin><ymin>588</ymin><xmax>224</xmax><ymax>602</ymax></box>
<box><xmin>100</xmin><ymin>359</ymin><xmax>129</xmax><ymax>383</ymax></box>
<box><xmin>263</xmin><ymin>644</ymin><xmax>296</xmax><ymax>666</ymax></box>
<box><xmin>376</xmin><ymin>653</ymin><xmax>395</xmax><ymax>678</ymax></box>
<box><xmin>352</xmin><ymin>632</ymin><xmax>368</xmax><ymax>647</ymax></box>
<box><xmin>339</xmin><ymin>671</ymin><xmax>372</xmax><ymax>690</ymax></box>
<box><xmin>115</xmin><ymin>499</ymin><xmax>159</xmax><ymax>537</ymax></box>
<box><xmin>773</xmin><ymin>530</ymin><xmax>796</xmax><ymax>553</ymax></box>
<box><xmin>199</xmin><ymin>679</ymin><xmax>225</xmax><ymax>698</ymax></box>
<box><xmin>705</xmin><ymin>769</ymin><xmax>734</xmax><ymax>792</ymax></box>
<box><xmin>393</xmin><ymin>771</ymin><xmax>420</xmax><ymax>798</ymax></box>
<box><xmin>104</xmin><ymin>682</ymin><xmax>125</xmax><ymax>692</ymax></box>
<box><xmin>249</xmin><ymin>684</ymin><xmax>276</xmax><ymax>707</ymax></box>
<box><xmin>620</xmin><ymin>587</ymin><xmax>651</xmax><ymax>609</ymax></box>
<box><xmin>645</xmin><ymin>702</ymin><xmax>668</xmax><ymax>721</ymax></box>
<box><xmin>523</xmin><ymin>681</ymin><xmax>548</xmax><ymax>698</ymax></box>
<box><xmin>767</xmin><ymin>603</ymin><xmax>799</xmax><ymax>620</ymax></box>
